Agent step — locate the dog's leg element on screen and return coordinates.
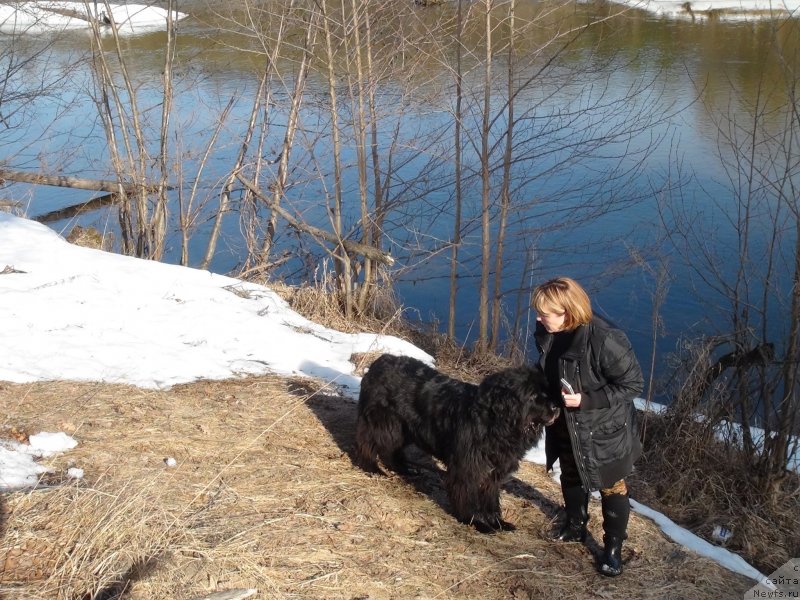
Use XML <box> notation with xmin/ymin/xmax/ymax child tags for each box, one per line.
<box><xmin>354</xmin><ymin>421</ymin><xmax>384</xmax><ymax>474</ymax></box>
<box><xmin>388</xmin><ymin>447</ymin><xmax>412</xmax><ymax>475</ymax></box>
<box><xmin>482</xmin><ymin>470</ymin><xmax>519</xmax><ymax>532</ymax></box>
<box><xmin>484</xmin><ymin>477</ymin><xmax>516</xmax><ymax>532</ymax></box>
<box><xmin>447</xmin><ymin>467</ymin><xmax>516</xmax><ymax>533</ymax></box>
<box><xmin>446</xmin><ymin>470</ymin><xmax>498</xmax><ymax>533</ymax></box>
<box><xmin>470</xmin><ymin>477</ymin><xmax>513</xmax><ymax>533</ymax></box>
<box><xmin>354</xmin><ymin>410</ymin><xmax>409</xmax><ymax>475</ymax></box>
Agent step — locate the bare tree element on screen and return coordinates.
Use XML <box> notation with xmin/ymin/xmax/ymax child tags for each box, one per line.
<box><xmin>476</xmin><ymin>0</ymin><xmax>493</xmax><ymax>352</ymax></box>
<box><xmin>659</xmin><ymin>16</ymin><xmax>799</xmax><ymax>501</ymax></box>
<box><xmin>259</xmin><ymin>7</ymin><xmax>321</xmax><ymax>265</ymax></box>
<box><xmin>441</xmin><ymin>0</ymin><xmax>669</xmax><ymax>351</ymax></box>
<box><xmin>86</xmin><ymin>0</ymin><xmax>179</xmax><ymax>259</ymax></box>
<box><xmin>189</xmin><ymin>95</ymin><xmax>236</xmax><ymax>268</ymax></box>
<box><xmin>448</xmin><ymin>0</ymin><xmax>465</xmax><ymax>340</ymax></box>
<box><xmin>490</xmin><ymin>0</ymin><xmax>515</xmax><ymax>352</ymax></box>
<box><xmin>628</xmin><ymin>246</ymin><xmax>671</xmax><ymax>440</ymax></box>
<box><xmin>318</xmin><ymin>0</ymin><xmax>351</xmax><ymax>311</ymax></box>
<box><xmin>190</xmin><ymin>0</ymin><xmax>670</xmax><ymax>349</ymax></box>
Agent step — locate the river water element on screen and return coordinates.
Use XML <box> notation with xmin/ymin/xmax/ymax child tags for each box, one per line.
<box><xmin>2</xmin><ymin>1</ymin><xmax>797</xmax><ymax>398</ymax></box>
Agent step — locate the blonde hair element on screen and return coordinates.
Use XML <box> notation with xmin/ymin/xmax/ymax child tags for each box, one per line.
<box><xmin>532</xmin><ymin>277</ymin><xmax>593</xmax><ymax>331</ymax></box>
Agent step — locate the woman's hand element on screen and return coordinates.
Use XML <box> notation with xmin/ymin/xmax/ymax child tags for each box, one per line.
<box><xmin>563</xmin><ymin>392</ymin><xmax>582</xmax><ymax>408</ymax></box>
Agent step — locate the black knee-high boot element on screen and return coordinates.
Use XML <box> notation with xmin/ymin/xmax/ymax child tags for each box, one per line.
<box><xmin>599</xmin><ymin>493</ymin><xmax>630</xmax><ymax>576</ymax></box>
<box><xmin>553</xmin><ymin>485</ymin><xmax>589</xmax><ymax>542</ymax></box>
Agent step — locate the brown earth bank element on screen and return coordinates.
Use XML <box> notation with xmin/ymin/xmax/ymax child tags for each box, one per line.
<box><xmin>0</xmin><ymin>376</ymin><xmax>757</xmax><ymax>599</ymax></box>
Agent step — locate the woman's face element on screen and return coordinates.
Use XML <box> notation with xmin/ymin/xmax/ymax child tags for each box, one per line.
<box><xmin>536</xmin><ymin>303</ymin><xmax>567</xmax><ymax>333</ymax></box>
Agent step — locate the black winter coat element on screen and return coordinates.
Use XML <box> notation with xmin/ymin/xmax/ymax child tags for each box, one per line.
<box><xmin>535</xmin><ymin>316</ymin><xmax>644</xmax><ymax>491</ymax></box>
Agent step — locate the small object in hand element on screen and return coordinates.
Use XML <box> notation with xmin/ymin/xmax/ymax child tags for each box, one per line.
<box><xmin>560</xmin><ymin>378</ymin><xmax>575</xmax><ymax>394</ymax></box>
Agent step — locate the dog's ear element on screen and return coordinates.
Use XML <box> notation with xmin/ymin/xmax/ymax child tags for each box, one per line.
<box><xmin>530</xmin><ymin>364</ymin><xmax>548</xmax><ymax>385</ymax></box>
<box><xmin>518</xmin><ymin>366</ymin><xmax>543</xmax><ymax>394</ymax></box>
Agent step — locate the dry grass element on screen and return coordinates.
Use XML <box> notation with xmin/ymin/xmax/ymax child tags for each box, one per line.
<box><xmin>257</xmin><ymin>279</ymin><xmax>404</xmax><ymax>342</ymax></box>
<box><xmin>630</xmin><ymin>413</ymin><xmax>800</xmax><ymax>575</ymax></box>
<box><xmin>0</xmin><ymin>375</ymin><xmax>757</xmax><ymax>599</ymax></box>
<box><xmin>260</xmin><ymin>280</ymin><xmax>508</xmax><ymax>381</ymax></box>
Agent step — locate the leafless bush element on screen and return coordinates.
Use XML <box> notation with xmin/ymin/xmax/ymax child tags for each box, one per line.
<box><xmin>633</xmin><ymin>406</ymin><xmax>800</xmax><ymax>574</ymax></box>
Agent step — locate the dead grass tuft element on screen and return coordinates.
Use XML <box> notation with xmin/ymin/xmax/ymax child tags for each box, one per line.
<box><xmin>2</xmin><ymin>479</ymin><xmax>178</xmax><ymax>599</ymax></box>
<box><xmin>265</xmin><ymin>280</ymin><xmax>517</xmax><ymax>384</ymax></box>
<box><xmin>630</xmin><ymin>412</ymin><xmax>800</xmax><ymax>574</ymax></box>
<box><xmin>260</xmin><ymin>277</ymin><xmax>405</xmax><ymax>340</ymax></box>
<box><xmin>349</xmin><ymin>352</ymin><xmax>385</xmax><ymax>377</ymax></box>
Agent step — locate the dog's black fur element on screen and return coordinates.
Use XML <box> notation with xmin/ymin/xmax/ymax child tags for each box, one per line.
<box><xmin>354</xmin><ymin>354</ymin><xmax>559</xmax><ymax>533</ymax></box>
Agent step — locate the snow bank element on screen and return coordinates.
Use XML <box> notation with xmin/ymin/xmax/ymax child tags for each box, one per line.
<box><xmin>0</xmin><ymin>1</ymin><xmax>187</xmax><ymax>35</ymax></box>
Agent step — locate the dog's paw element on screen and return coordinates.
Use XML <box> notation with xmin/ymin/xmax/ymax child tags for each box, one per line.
<box><xmin>471</xmin><ymin>517</ymin><xmax>516</xmax><ymax>534</ymax></box>
<box><xmin>469</xmin><ymin>518</ymin><xmax>504</xmax><ymax>534</ymax></box>
<box><xmin>498</xmin><ymin>519</ymin><xmax>517</xmax><ymax>532</ymax></box>
<box><xmin>472</xmin><ymin>521</ymin><xmax>499</xmax><ymax>534</ymax></box>
<box><xmin>391</xmin><ymin>462</ymin><xmax>413</xmax><ymax>476</ymax></box>
<box><xmin>354</xmin><ymin>458</ymin><xmax>385</xmax><ymax>475</ymax></box>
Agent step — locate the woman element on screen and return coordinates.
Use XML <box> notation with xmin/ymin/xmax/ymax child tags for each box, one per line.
<box><xmin>532</xmin><ymin>277</ymin><xmax>643</xmax><ymax>577</ymax></box>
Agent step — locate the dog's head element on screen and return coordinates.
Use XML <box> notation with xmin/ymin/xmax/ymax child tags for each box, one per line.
<box><xmin>520</xmin><ymin>366</ymin><xmax>561</xmax><ymax>429</ymax></box>
<box><xmin>478</xmin><ymin>366</ymin><xmax>560</xmax><ymax>442</ymax></box>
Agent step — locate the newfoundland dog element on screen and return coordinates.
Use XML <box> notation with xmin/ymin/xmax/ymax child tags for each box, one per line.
<box><xmin>354</xmin><ymin>354</ymin><xmax>559</xmax><ymax>533</ymax></box>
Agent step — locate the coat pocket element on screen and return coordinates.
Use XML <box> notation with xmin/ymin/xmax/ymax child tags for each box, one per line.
<box><xmin>591</xmin><ymin>422</ymin><xmax>628</xmax><ymax>465</ymax></box>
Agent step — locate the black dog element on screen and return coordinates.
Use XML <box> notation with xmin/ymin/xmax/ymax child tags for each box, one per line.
<box><xmin>353</xmin><ymin>354</ymin><xmax>559</xmax><ymax>533</ymax></box>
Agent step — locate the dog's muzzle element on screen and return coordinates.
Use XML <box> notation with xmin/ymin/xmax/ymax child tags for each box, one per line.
<box><xmin>544</xmin><ymin>406</ymin><xmax>560</xmax><ymax>426</ymax></box>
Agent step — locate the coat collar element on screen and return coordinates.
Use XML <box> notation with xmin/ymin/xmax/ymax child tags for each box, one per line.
<box><xmin>535</xmin><ymin>320</ymin><xmax>591</xmax><ymax>359</ymax></box>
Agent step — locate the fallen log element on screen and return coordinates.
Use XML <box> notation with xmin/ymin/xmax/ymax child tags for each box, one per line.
<box><xmin>0</xmin><ymin>199</ymin><xmax>21</xmax><ymax>210</ymax></box>
<box><xmin>32</xmin><ymin>193</ymin><xmax>116</xmax><ymax>223</ymax></box>
<box><xmin>36</xmin><ymin>5</ymin><xmax>93</xmax><ymax>23</ymax></box>
<box><xmin>0</xmin><ymin>168</ymin><xmax>158</xmax><ymax>194</ymax></box>
<box><xmin>37</xmin><ymin>4</ymin><xmax>114</xmax><ymax>25</ymax></box>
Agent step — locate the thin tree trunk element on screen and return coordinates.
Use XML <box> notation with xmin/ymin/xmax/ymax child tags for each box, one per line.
<box><xmin>102</xmin><ymin>0</ymin><xmax>154</xmax><ymax>257</ymax></box>
<box><xmin>320</xmin><ymin>0</ymin><xmax>352</xmax><ymax>310</ymax></box>
<box><xmin>348</xmin><ymin>0</ymin><xmax>369</xmax><ymax>318</ymax></box>
<box><xmin>0</xmin><ymin>169</ymin><xmax>144</xmax><ymax>193</ymax></box>
<box><xmin>152</xmin><ymin>0</ymin><xmax>177</xmax><ymax>261</ymax></box>
<box><xmin>358</xmin><ymin>1</ymin><xmax>380</xmax><ymax>314</ymax></box>
<box><xmin>86</xmin><ymin>1</ymin><xmax>135</xmax><ymax>254</ymax></box>
<box><xmin>201</xmin><ymin>87</ymin><xmax>262</xmax><ymax>270</ymax></box>
<box><xmin>86</xmin><ymin>0</ymin><xmax>168</xmax><ymax>259</ymax></box>
<box><xmin>510</xmin><ymin>245</ymin><xmax>536</xmax><ymax>362</ymax></box>
<box><xmin>478</xmin><ymin>0</ymin><xmax>493</xmax><ymax>351</ymax></box>
<box><xmin>238</xmin><ymin>175</ymin><xmax>394</xmax><ymax>265</ymax></box>
<box><xmin>259</xmin><ymin>8</ymin><xmax>320</xmax><ymax>263</ymax></box>
<box><xmin>490</xmin><ymin>0</ymin><xmax>514</xmax><ymax>351</ymax></box>
<box><xmin>448</xmin><ymin>0</ymin><xmax>464</xmax><ymax>341</ymax></box>
<box><xmin>185</xmin><ymin>95</ymin><xmax>235</xmax><ymax>267</ymax></box>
